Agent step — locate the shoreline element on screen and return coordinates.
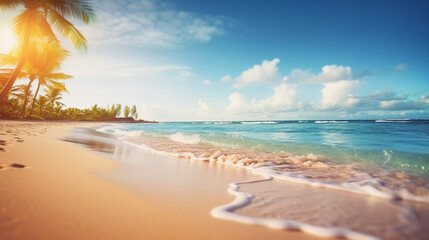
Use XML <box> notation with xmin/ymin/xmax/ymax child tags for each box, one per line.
<box><xmin>0</xmin><ymin>120</ymin><xmax>319</xmax><ymax>240</ymax></box>
<box><xmin>98</xmin><ymin>122</ymin><xmax>429</xmax><ymax>240</ymax></box>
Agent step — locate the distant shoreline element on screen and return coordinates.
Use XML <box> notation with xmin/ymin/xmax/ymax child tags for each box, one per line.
<box><xmin>0</xmin><ymin>118</ymin><xmax>159</xmax><ymax>124</ymax></box>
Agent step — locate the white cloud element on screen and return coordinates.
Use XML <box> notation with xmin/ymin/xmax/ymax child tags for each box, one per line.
<box><xmin>220</xmin><ymin>74</ymin><xmax>232</xmax><ymax>82</ymax></box>
<box><xmin>380</xmin><ymin>100</ymin><xmax>398</xmax><ymax>109</ymax></box>
<box><xmin>63</xmin><ymin>55</ymin><xmax>191</xmax><ymax>80</ymax></box>
<box><xmin>233</xmin><ymin>58</ymin><xmax>282</xmax><ymax>88</ymax></box>
<box><xmin>225</xmin><ymin>92</ymin><xmax>250</xmax><ymax>114</ymax></box>
<box><xmin>285</xmin><ymin>65</ymin><xmax>355</xmax><ymax>83</ymax></box>
<box><xmin>318</xmin><ymin>86</ymin><xmax>429</xmax><ymax>113</ymax></box>
<box><xmin>198</xmin><ymin>98</ymin><xmax>210</xmax><ymax>111</ymax></box>
<box><xmin>393</xmin><ymin>64</ymin><xmax>406</xmax><ymax>72</ymax></box>
<box><xmin>141</xmin><ymin>104</ymin><xmax>172</xmax><ymax>121</ymax></box>
<box><xmin>259</xmin><ymin>83</ymin><xmax>297</xmax><ymax>110</ymax></box>
<box><xmin>79</xmin><ymin>0</ymin><xmax>226</xmax><ymax>48</ymax></box>
<box><xmin>202</xmin><ymin>79</ymin><xmax>211</xmax><ymax>85</ymax></box>
<box><xmin>197</xmin><ymin>98</ymin><xmax>212</xmax><ymax>119</ymax></box>
<box><xmin>378</xmin><ymin>95</ymin><xmax>429</xmax><ymax>110</ymax></box>
<box><xmin>225</xmin><ymin>83</ymin><xmax>297</xmax><ymax>115</ymax></box>
<box><xmin>319</xmin><ymin>80</ymin><xmax>362</xmax><ymax>110</ymax></box>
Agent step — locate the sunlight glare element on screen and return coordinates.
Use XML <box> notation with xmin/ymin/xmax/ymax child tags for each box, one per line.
<box><xmin>0</xmin><ymin>30</ymin><xmax>16</xmax><ymax>53</ymax></box>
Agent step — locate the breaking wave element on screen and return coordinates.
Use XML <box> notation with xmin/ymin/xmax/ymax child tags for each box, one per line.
<box><xmin>315</xmin><ymin>120</ymin><xmax>348</xmax><ymax>123</ymax></box>
<box><xmin>96</xmin><ymin>123</ymin><xmax>429</xmax><ymax>240</ymax></box>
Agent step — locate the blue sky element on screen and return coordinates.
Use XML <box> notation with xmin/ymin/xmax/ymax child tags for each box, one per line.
<box><xmin>1</xmin><ymin>0</ymin><xmax>428</xmax><ymax>120</ymax></box>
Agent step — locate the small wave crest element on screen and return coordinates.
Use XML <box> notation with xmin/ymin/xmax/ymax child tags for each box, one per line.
<box><xmin>97</xmin><ymin>125</ymin><xmax>429</xmax><ymax>240</ymax></box>
<box><xmin>96</xmin><ymin>124</ymin><xmax>144</xmax><ymax>137</ymax></box>
<box><xmin>241</xmin><ymin>121</ymin><xmax>279</xmax><ymax>124</ymax></box>
<box><xmin>375</xmin><ymin>119</ymin><xmax>410</xmax><ymax>123</ymax></box>
<box><xmin>117</xmin><ymin>134</ymin><xmax>429</xmax><ymax>204</ymax></box>
<box><xmin>315</xmin><ymin>120</ymin><xmax>348</xmax><ymax>123</ymax></box>
<box><xmin>169</xmin><ymin>132</ymin><xmax>201</xmax><ymax>144</ymax></box>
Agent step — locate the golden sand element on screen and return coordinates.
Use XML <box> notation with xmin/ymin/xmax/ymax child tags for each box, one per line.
<box><xmin>0</xmin><ymin>120</ymin><xmax>321</xmax><ymax>240</ymax></box>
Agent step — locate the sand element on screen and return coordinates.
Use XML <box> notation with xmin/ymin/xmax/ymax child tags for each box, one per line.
<box><xmin>0</xmin><ymin>120</ymin><xmax>322</xmax><ymax>240</ymax></box>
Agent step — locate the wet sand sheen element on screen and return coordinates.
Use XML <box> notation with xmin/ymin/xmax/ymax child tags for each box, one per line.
<box><xmin>95</xmin><ymin>124</ymin><xmax>429</xmax><ymax>240</ymax></box>
<box><xmin>237</xmin><ymin>179</ymin><xmax>429</xmax><ymax>240</ymax></box>
<box><xmin>0</xmin><ymin>121</ymin><xmax>321</xmax><ymax>240</ymax></box>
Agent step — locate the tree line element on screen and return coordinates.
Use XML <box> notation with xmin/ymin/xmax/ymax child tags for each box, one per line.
<box><xmin>0</xmin><ymin>1</ymin><xmax>142</xmax><ymax>122</ymax></box>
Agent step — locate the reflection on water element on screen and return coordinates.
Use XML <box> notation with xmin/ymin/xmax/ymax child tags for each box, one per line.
<box><xmin>319</xmin><ymin>131</ymin><xmax>346</xmax><ymax>145</ymax></box>
<box><xmin>61</xmin><ymin>128</ymin><xmax>117</xmax><ymax>154</ymax></box>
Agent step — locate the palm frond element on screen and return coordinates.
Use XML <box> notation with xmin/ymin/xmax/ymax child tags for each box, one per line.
<box><xmin>45</xmin><ymin>72</ymin><xmax>73</xmax><ymax>80</ymax></box>
<box><xmin>12</xmin><ymin>9</ymin><xmax>58</xmax><ymax>48</ymax></box>
<box><xmin>48</xmin><ymin>9</ymin><xmax>88</xmax><ymax>52</ymax></box>
<box><xmin>47</xmin><ymin>81</ymin><xmax>68</xmax><ymax>93</ymax></box>
<box><xmin>48</xmin><ymin>0</ymin><xmax>96</xmax><ymax>24</ymax></box>
<box><xmin>0</xmin><ymin>53</ymin><xmax>19</xmax><ymax>65</ymax></box>
<box><xmin>32</xmin><ymin>10</ymin><xmax>59</xmax><ymax>42</ymax></box>
<box><xmin>0</xmin><ymin>0</ymin><xmax>21</xmax><ymax>11</ymax></box>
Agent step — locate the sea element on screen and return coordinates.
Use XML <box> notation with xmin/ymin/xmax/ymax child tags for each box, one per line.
<box><xmin>96</xmin><ymin>119</ymin><xmax>429</xmax><ymax>240</ymax></box>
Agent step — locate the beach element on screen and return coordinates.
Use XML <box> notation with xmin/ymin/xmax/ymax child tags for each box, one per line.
<box><xmin>95</xmin><ymin>120</ymin><xmax>429</xmax><ymax>240</ymax></box>
<box><xmin>1</xmin><ymin>1</ymin><xmax>428</xmax><ymax>239</ymax></box>
<box><xmin>0</xmin><ymin>120</ymin><xmax>323</xmax><ymax>240</ymax></box>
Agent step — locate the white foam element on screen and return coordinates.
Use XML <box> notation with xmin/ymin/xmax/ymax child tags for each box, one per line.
<box><xmin>214</xmin><ymin>121</ymin><xmax>233</xmax><ymax>124</ymax></box>
<box><xmin>211</xmin><ymin>177</ymin><xmax>381</xmax><ymax>240</ymax></box>
<box><xmin>241</xmin><ymin>121</ymin><xmax>279</xmax><ymax>124</ymax></box>
<box><xmin>315</xmin><ymin>120</ymin><xmax>348</xmax><ymax>123</ymax></box>
<box><xmin>375</xmin><ymin>120</ymin><xmax>410</xmax><ymax>123</ymax></box>
<box><xmin>97</xmin><ymin>126</ymin><xmax>429</xmax><ymax>238</ymax></box>
<box><xmin>96</xmin><ymin>124</ymin><xmax>121</xmax><ymax>133</ymax></box>
<box><xmin>169</xmin><ymin>132</ymin><xmax>201</xmax><ymax>144</ymax></box>
<box><xmin>96</xmin><ymin>124</ymin><xmax>144</xmax><ymax>138</ymax></box>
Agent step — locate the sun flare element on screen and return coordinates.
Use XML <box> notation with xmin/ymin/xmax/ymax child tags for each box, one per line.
<box><xmin>0</xmin><ymin>30</ymin><xmax>16</xmax><ymax>53</ymax></box>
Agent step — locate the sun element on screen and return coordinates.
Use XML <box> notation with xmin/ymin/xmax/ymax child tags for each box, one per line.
<box><xmin>0</xmin><ymin>30</ymin><xmax>16</xmax><ymax>53</ymax></box>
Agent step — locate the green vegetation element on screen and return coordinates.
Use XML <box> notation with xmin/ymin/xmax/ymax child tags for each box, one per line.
<box><xmin>0</xmin><ymin>1</ymin><xmax>144</xmax><ymax>122</ymax></box>
<box><xmin>0</xmin><ymin>0</ymin><xmax>95</xmax><ymax>103</ymax></box>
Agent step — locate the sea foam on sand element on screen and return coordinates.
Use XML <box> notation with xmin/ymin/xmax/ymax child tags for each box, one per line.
<box><xmin>97</xmin><ymin>125</ymin><xmax>429</xmax><ymax>240</ymax></box>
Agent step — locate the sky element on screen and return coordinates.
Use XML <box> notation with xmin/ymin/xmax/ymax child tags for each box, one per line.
<box><xmin>0</xmin><ymin>0</ymin><xmax>428</xmax><ymax>121</ymax></box>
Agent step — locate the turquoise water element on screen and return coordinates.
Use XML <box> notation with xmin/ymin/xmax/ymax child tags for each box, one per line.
<box><xmin>108</xmin><ymin>120</ymin><xmax>429</xmax><ymax>177</ymax></box>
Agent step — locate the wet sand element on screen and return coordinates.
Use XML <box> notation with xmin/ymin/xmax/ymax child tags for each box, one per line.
<box><xmin>237</xmin><ymin>179</ymin><xmax>429</xmax><ymax>240</ymax></box>
<box><xmin>0</xmin><ymin>121</ymin><xmax>322</xmax><ymax>240</ymax></box>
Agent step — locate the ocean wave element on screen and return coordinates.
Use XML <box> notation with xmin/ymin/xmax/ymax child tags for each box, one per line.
<box><xmin>97</xmin><ymin>125</ymin><xmax>429</xmax><ymax>239</ymax></box>
<box><xmin>241</xmin><ymin>121</ymin><xmax>279</xmax><ymax>124</ymax></box>
<box><xmin>118</xmin><ymin>136</ymin><xmax>426</xmax><ymax>240</ymax></box>
<box><xmin>375</xmin><ymin>119</ymin><xmax>410</xmax><ymax>123</ymax></box>
<box><xmin>97</xmin><ymin>124</ymin><xmax>429</xmax><ymax>203</ymax></box>
<box><xmin>214</xmin><ymin>121</ymin><xmax>233</xmax><ymax>124</ymax></box>
<box><xmin>315</xmin><ymin>120</ymin><xmax>348</xmax><ymax>123</ymax></box>
<box><xmin>169</xmin><ymin>132</ymin><xmax>201</xmax><ymax>144</ymax></box>
<box><xmin>116</xmin><ymin>134</ymin><xmax>429</xmax><ymax>204</ymax></box>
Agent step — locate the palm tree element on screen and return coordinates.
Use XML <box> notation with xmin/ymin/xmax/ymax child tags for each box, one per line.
<box><xmin>54</xmin><ymin>101</ymin><xmax>65</xmax><ymax>117</ymax></box>
<box><xmin>35</xmin><ymin>95</ymin><xmax>48</xmax><ymax>117</ymax></box>
<box><xmin>44</xmin><ymin>85</ymin><xmax>65</xmax><ymax>116</ymax></box>
<box><xmin>1</xmin><ymin>53</ymin><xmax>37</xmax><ymax>118</ymax></box>
<box><xmin>0</xmin><ymin>0</ymin><xmax>95</xmax><ymax>104</ymax></box>
<box><xmin>27</xmin><ymin>40</ymin><xmax>73</xmax><ymax>118</ymax></box>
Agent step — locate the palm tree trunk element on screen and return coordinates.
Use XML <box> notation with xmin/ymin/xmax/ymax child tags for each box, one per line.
<box><xmin>28</xmin><ymin>81</ymin><xmax>41</xmax><ymax>118</ymax></box>
<box><xmin>19</xmin><ymin>77</ymin><xmax>35</xmax><ymax>118</ymax></box>
<box><xmin>0</xmin><ymin>27</ymin><xmax>30</xmax><ymax>105</ymax></box>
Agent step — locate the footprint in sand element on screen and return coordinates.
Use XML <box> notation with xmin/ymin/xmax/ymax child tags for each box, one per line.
<box><xmin>10</xmin><ymin>163</ymin><xmax>26</xmax><ymax>168</ymax></box>
<box><xmin>0</xmin><ymin>148</ymin><xmax>6</xmax><ymax>152</ymax></box>
<box><xmin>0</xmin><ymin>140</ymin><xmax>7</xmax><ymax>145</ymax></box>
